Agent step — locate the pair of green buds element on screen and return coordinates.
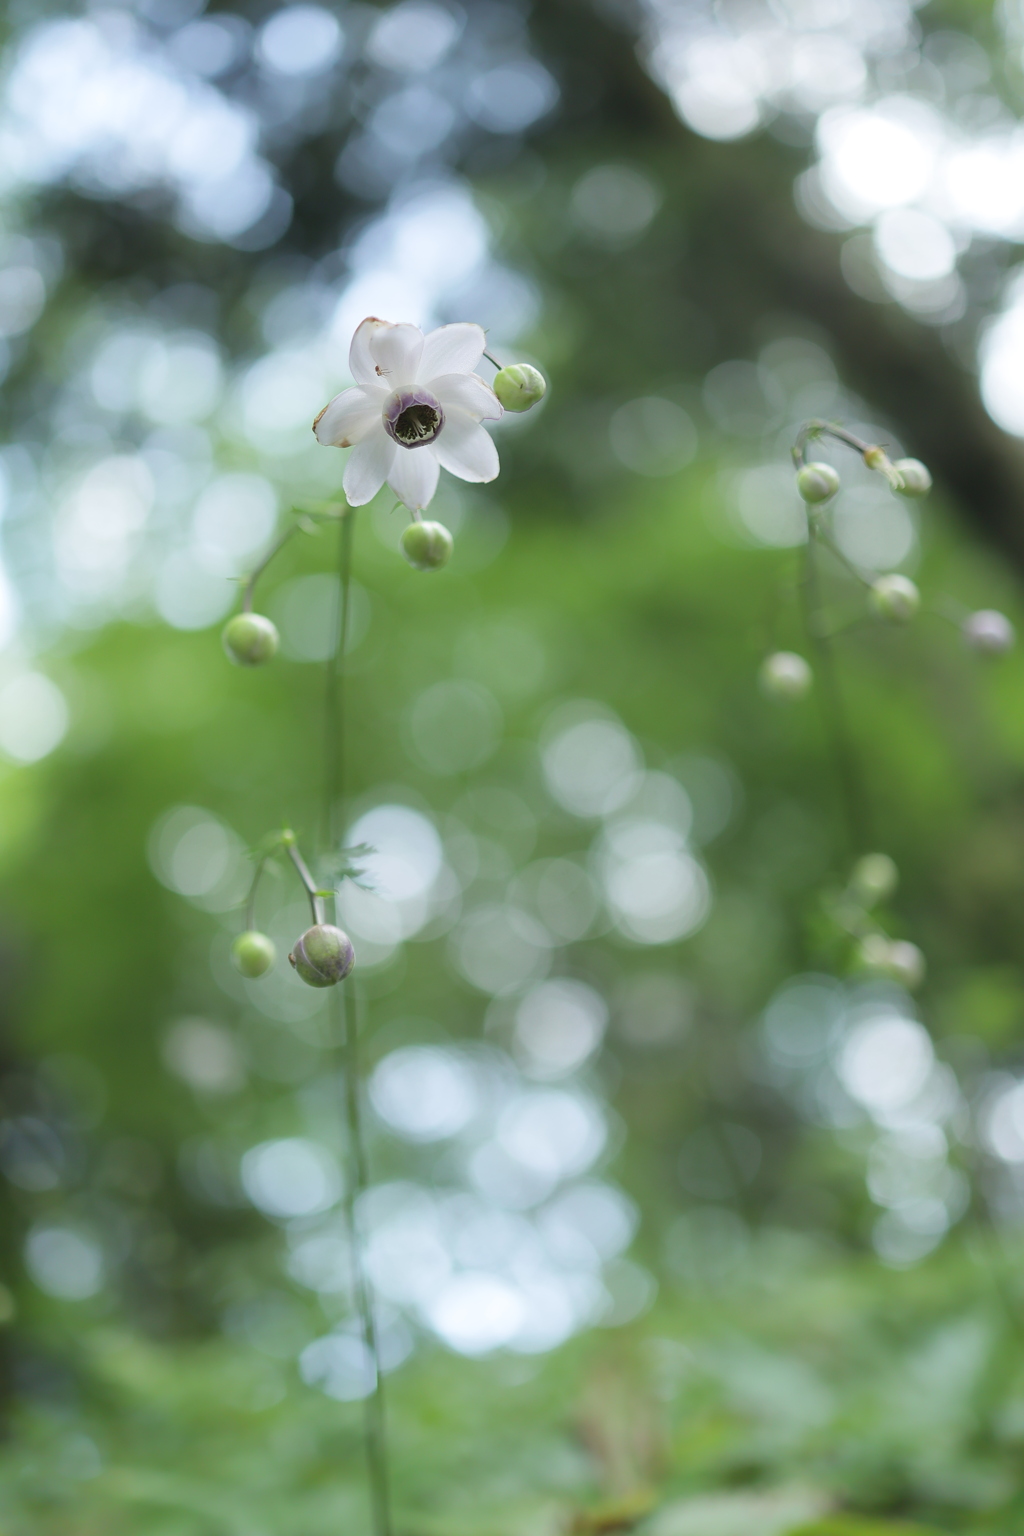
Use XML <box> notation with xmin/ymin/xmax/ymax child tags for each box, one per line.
<box><xmin>846</xmin><ymin>853</ymin><xmax>925</xmax><ymax>990</ymax></box>
<box><xmin>231</xmin><ymin>923</ymin><xmax>355</xmax><ymax>989</ymax></box>
<box><xmin>796</xmin><ymin>454</ymin><xmax>932</xmax><ymax>504</ymax></box>
<box><xmin>399</xmin><ymin>364</ymin><xmax>546</xmax><ymax>573</ymax></box>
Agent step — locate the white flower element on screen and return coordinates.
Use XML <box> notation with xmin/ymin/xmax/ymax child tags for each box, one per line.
<box><xmin>313</xmin><ymin>317</ymin><xmax>503</xmax><ymax>511</ymax></box>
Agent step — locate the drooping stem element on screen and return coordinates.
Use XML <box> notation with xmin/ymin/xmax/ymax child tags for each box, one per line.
<box><xmin>241</xmin><ymin>524</ymin><xmax>300</xmax><ymax>613</ymax></box>
<box><xmin>800</xmin><ymin>532</ymin><xmax>870</xmax><ymax>859</ymax></box>
<box><xmin>319</xmin><ymin>508</ymin><xmax>392</xmax><ymax>1536</ymax></box>
<box><xmin>791</xmin><ymin>419</ymin><xmax>874</xmax><ymax>468</ymax></box>
<box><xmin>336</xmin><ymin>981</ymin><xmax>393</xmax><ymax>1536</ymax></box>
<box><xmin>244</xmin><ymin>851</ymin><xmax>273</xmax><ymax>931</ymax></box>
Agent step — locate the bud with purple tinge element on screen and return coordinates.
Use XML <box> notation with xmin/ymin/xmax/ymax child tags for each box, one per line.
<box><xmin>963</xmin><ymin>609</ymin><xmax>1015</xmax><ymax>655</ymax></box>
<box><xmin>289</xmin><ymin>924</ymin><xmax>355</xmax><ymax>988</ymax></box>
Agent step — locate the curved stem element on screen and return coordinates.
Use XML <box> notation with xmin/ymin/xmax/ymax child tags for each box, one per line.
<box><xmin>791</xmin><ymin>419</ymin><xmax>874</xmax><ymax>470</ymax></box>
<box><xmin>243</xmin><ymin>852</ymin><xmax>272</xmax><ymax>932</ymax></box>
<box><xmin>801</xmin><ymin>532</ymin><xmax>870</xmax><ymax>859</ymax></box>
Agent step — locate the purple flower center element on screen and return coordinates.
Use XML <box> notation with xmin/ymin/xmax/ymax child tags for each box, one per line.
<box><xmin>383</xmin><ymin>388</ymin><xmax>444</xmax><ymax>449</ymax></box>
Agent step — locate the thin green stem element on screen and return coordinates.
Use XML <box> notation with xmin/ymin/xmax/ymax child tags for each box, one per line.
<box><xmin>337</xmin><ymin>981</ymin><xmax>393</xmax><ymax>1536</ymax></box>
<box><xmin>800</xmin><ymin>534</ymin><xmax>870</xmax><ymax>859</ymax></box>
<box><xmin>482</xmin><ymin>349</ymin><xmax>502</xmax><ymax>370</ymax></box>
<box><xmin>322</xmin><ymin>510</ymin><xmax>355</xmax><ymax>851</ymax></box>
<box><xmin>241</xmin><ymin>524</ymin><xmax>300</xmax><ymax>613</ymax></box>
<box><xmin>285</xmin><ymin>839</ymin><xmax>323</xmax><ymax>925</ymax></box>
<box><xmin>244</xmin><ymin>851</ymin><xmax>272</xmax><ymax>932</ymax></box>
<box><xmin>319</xmin><ymin>508</ymin><xmax>392</xmax><ymax>1536</ymax></box>
<box><xmin>791</xmin><ymin>419</ymin><xmax>874</xmax><ymax>469</ymax></box>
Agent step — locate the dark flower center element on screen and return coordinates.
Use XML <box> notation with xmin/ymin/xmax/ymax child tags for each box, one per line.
<box><xmin>383</xmin><ymin>388</ymin><xmax>444</xmax><ymax>449</ymax></box>
<box><xmin>395</xmin><ymin>403</ymin><xmax>440</xmax><ymax>444</ymax></box>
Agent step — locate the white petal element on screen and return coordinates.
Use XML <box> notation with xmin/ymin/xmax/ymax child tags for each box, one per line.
<box><xmin>419</xmin><ymin>322</ymin><xmax>486</xmax><ymax>381</ymax></box>
<box><xmin>343</xmin><ymin>427</ymin><xmax>395</xmax><ymax>506</ymax></box>
<box><xmin>387</xmin><ymin>445</ymin><xmax>440</xmax><ymax>510</ymax></box>
<box><xmin>432</xmin><ymin>372</ymin><xmax>503</xmax><ymax>422</ymax></box>
<box><xmin>349</xmin><ymin>318</ymin><xmax>392</xmax><ymax>385</ymax></box>
<box><xmin>370</xmin><ymin>322</ymin><xmax>424</xmax><ymax>386</ymax></box>
<box><xmin>313</xmin><ymin>384</ymin><xmax>387</xmax><ymax>447</ymax></box>
<box><xmin>433</xmin><ymin>409</ymin><xmax>499</xmax><ymax>483</ymax></box>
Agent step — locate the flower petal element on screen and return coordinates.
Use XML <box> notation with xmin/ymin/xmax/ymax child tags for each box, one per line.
<box><xmin>343</xmin><ymin>427</ymin><xmax>395</xmax><ymax>506</ymax></box>
<box><xmin>419</xmin><ymin>322</ymin><xmax>486</xmax><ymax>381</ymax></box>
<box><xmin>431</xmin><ymin>372</ymin><xmax>503</xmax><ymax>422</ymax></box>
<box><xmin>313</xmin><ymin>384</ymin><xmax>387</xmax><ymax>447</ymax></box>
<box><xmin>349</xmin><ymin>318</ymin><xmax>392</xmax><ymax>385</ymax></box>
<box><xmin>433</xmin><ymin>408</ymin><xmax>499</xmax><ymax>483</ymax></box>
<box><xmin>369</xmin><ymin>322</ymin><xmax>424</xmax><ymax>386</ymax></box>
<box><xmin>387</xmin><ymin>445</ymin><xmax>440</xmax><ymax>510</ymax></box>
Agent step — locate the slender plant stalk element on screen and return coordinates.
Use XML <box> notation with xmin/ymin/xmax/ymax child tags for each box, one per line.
<box><xmin>800</xmin><ymin>531</ymin><xmax>870</xmax><ymax>859</ymax></box>
<box><xmin>320</xmin><ymin>507</ymin><xmax>393</xmax><ymax>1536</ymax></box>
<box><xmin>322</xmin><ymin>510</ymin><xmax>355</xmax><ymax>850</ymax></box>
<box><xmin>241</xmin><ymin>524</ymin><xmax>300</xmax><ymax>612</ymax></box>
<box><xmin>337</xmin><ymin>981</ymin><xmax>393</xmax><ymax>1536</ymax></box>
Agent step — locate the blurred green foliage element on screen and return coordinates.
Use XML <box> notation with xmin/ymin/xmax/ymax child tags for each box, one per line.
<box><xmin>4</xmin><ymin>0</ymin><xmax>1024</xmax><ymax>1531</ymax></box>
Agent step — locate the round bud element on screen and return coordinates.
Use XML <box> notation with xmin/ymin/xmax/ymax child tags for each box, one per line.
<box><xmin>851</xmin><ymin>853</ymin><xmax>898</xmax><ymax>906</ymax></box>
<box><xmin>493</xmin><ymin>363</ymin><xmax>546</xmax><ymax>413</ymax></box>
<box><xmin>288</xmin><ymin>924</ymin><xmax>355</xmax><ymax>988</ymax></box>
<box><xmin>222</xmin><ymin>612</ymin><xmax>279</xmax><ymax>667</ymax></box>
<box><xmin>795</xmin><ymin>462</ymin><xmax>840</xmax><ymax>503</ymax></box>
<box><xmin>857</xmin><ymin>933</ymin><xmax>926</xmax><ymax>990</ymax></box>
<box><xmin>892</xmin><ymin>458</ymin><xmax>931</xmax><ymax>498</ymax></box>
<box><xmin>963</xmin><ymin>609</ymin><xmax>1015</xmax><ymax>655</ymax></box>
<box><xmin>869</xmin><ymin>574</ymin><xmax>920</xmax><ymax>624</ymax></box>
<box><xmin>232</xmin><ymin>930</ymin><xmax>276</xmax><ymax>978</ymax></box>
<box><xmin>401</xmin><ymin>519</ymin><xmax>453</xmax><ymax>571</ymax></box>
<box><xmin>760</xmin><ymin>651</ymin><xmax>812</xmax><ymax>701</ymax></box>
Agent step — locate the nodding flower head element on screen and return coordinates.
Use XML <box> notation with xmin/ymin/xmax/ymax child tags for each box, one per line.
<box><xmin>313</xmin><ymin>318</ymin><xmax>504</xmax><ymax>513</ymax></box>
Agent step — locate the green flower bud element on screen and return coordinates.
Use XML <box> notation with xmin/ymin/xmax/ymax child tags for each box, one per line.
<box><xmin>288</xmin><ymin>924</ymin><xmax>355</xmax><ymax>988</ymax></box>
<box><xmin>963</xmin><ymin>609</ymin><xmax>1015</xmax><ymax>655</ymax></box>
<box><xmin>493</xmin><ymin>363</ymin><xmax>546</xmax><ymax>413</ymax></box>
<box><xmin>858</xmin><ymin>934</ymin><xmax>925</xmax><ymax>990</ymax></box>
<box><xmin>222</xmin><ymin>612</ymin><xmax>279</xmax><ymax>667</ymax></box>
<box><xmin>851</xmin><ymin>853</ymin><xmax>898</xmax><ymax>906</ymax></box>
<box><xmin>869</xmin><ymin>574</ymin><xmax>920</xmax><ymax>623</ymax></box>
<box><xmin>760</xmin><ymin>651</ymin><xmax>812</xmax><ymax>701</ymax></box>
<box><xmin>401</xmin><ymin>519</ymin><xmax>453</xmax><ymax>571</ymax></box>
<box><xmin>795</xmin><ymin>462</ymin><xmax>840</xmax><ymax>503</ymax></box>
<box><xmin>232</xmin><ymin>930</ymin><xmax>276</xmax><ymax>978</ymax></box>
<box><xmin>892</xmin><ymin>458</ymin><xmax>931</xmax><ymax>497</ymax></box>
